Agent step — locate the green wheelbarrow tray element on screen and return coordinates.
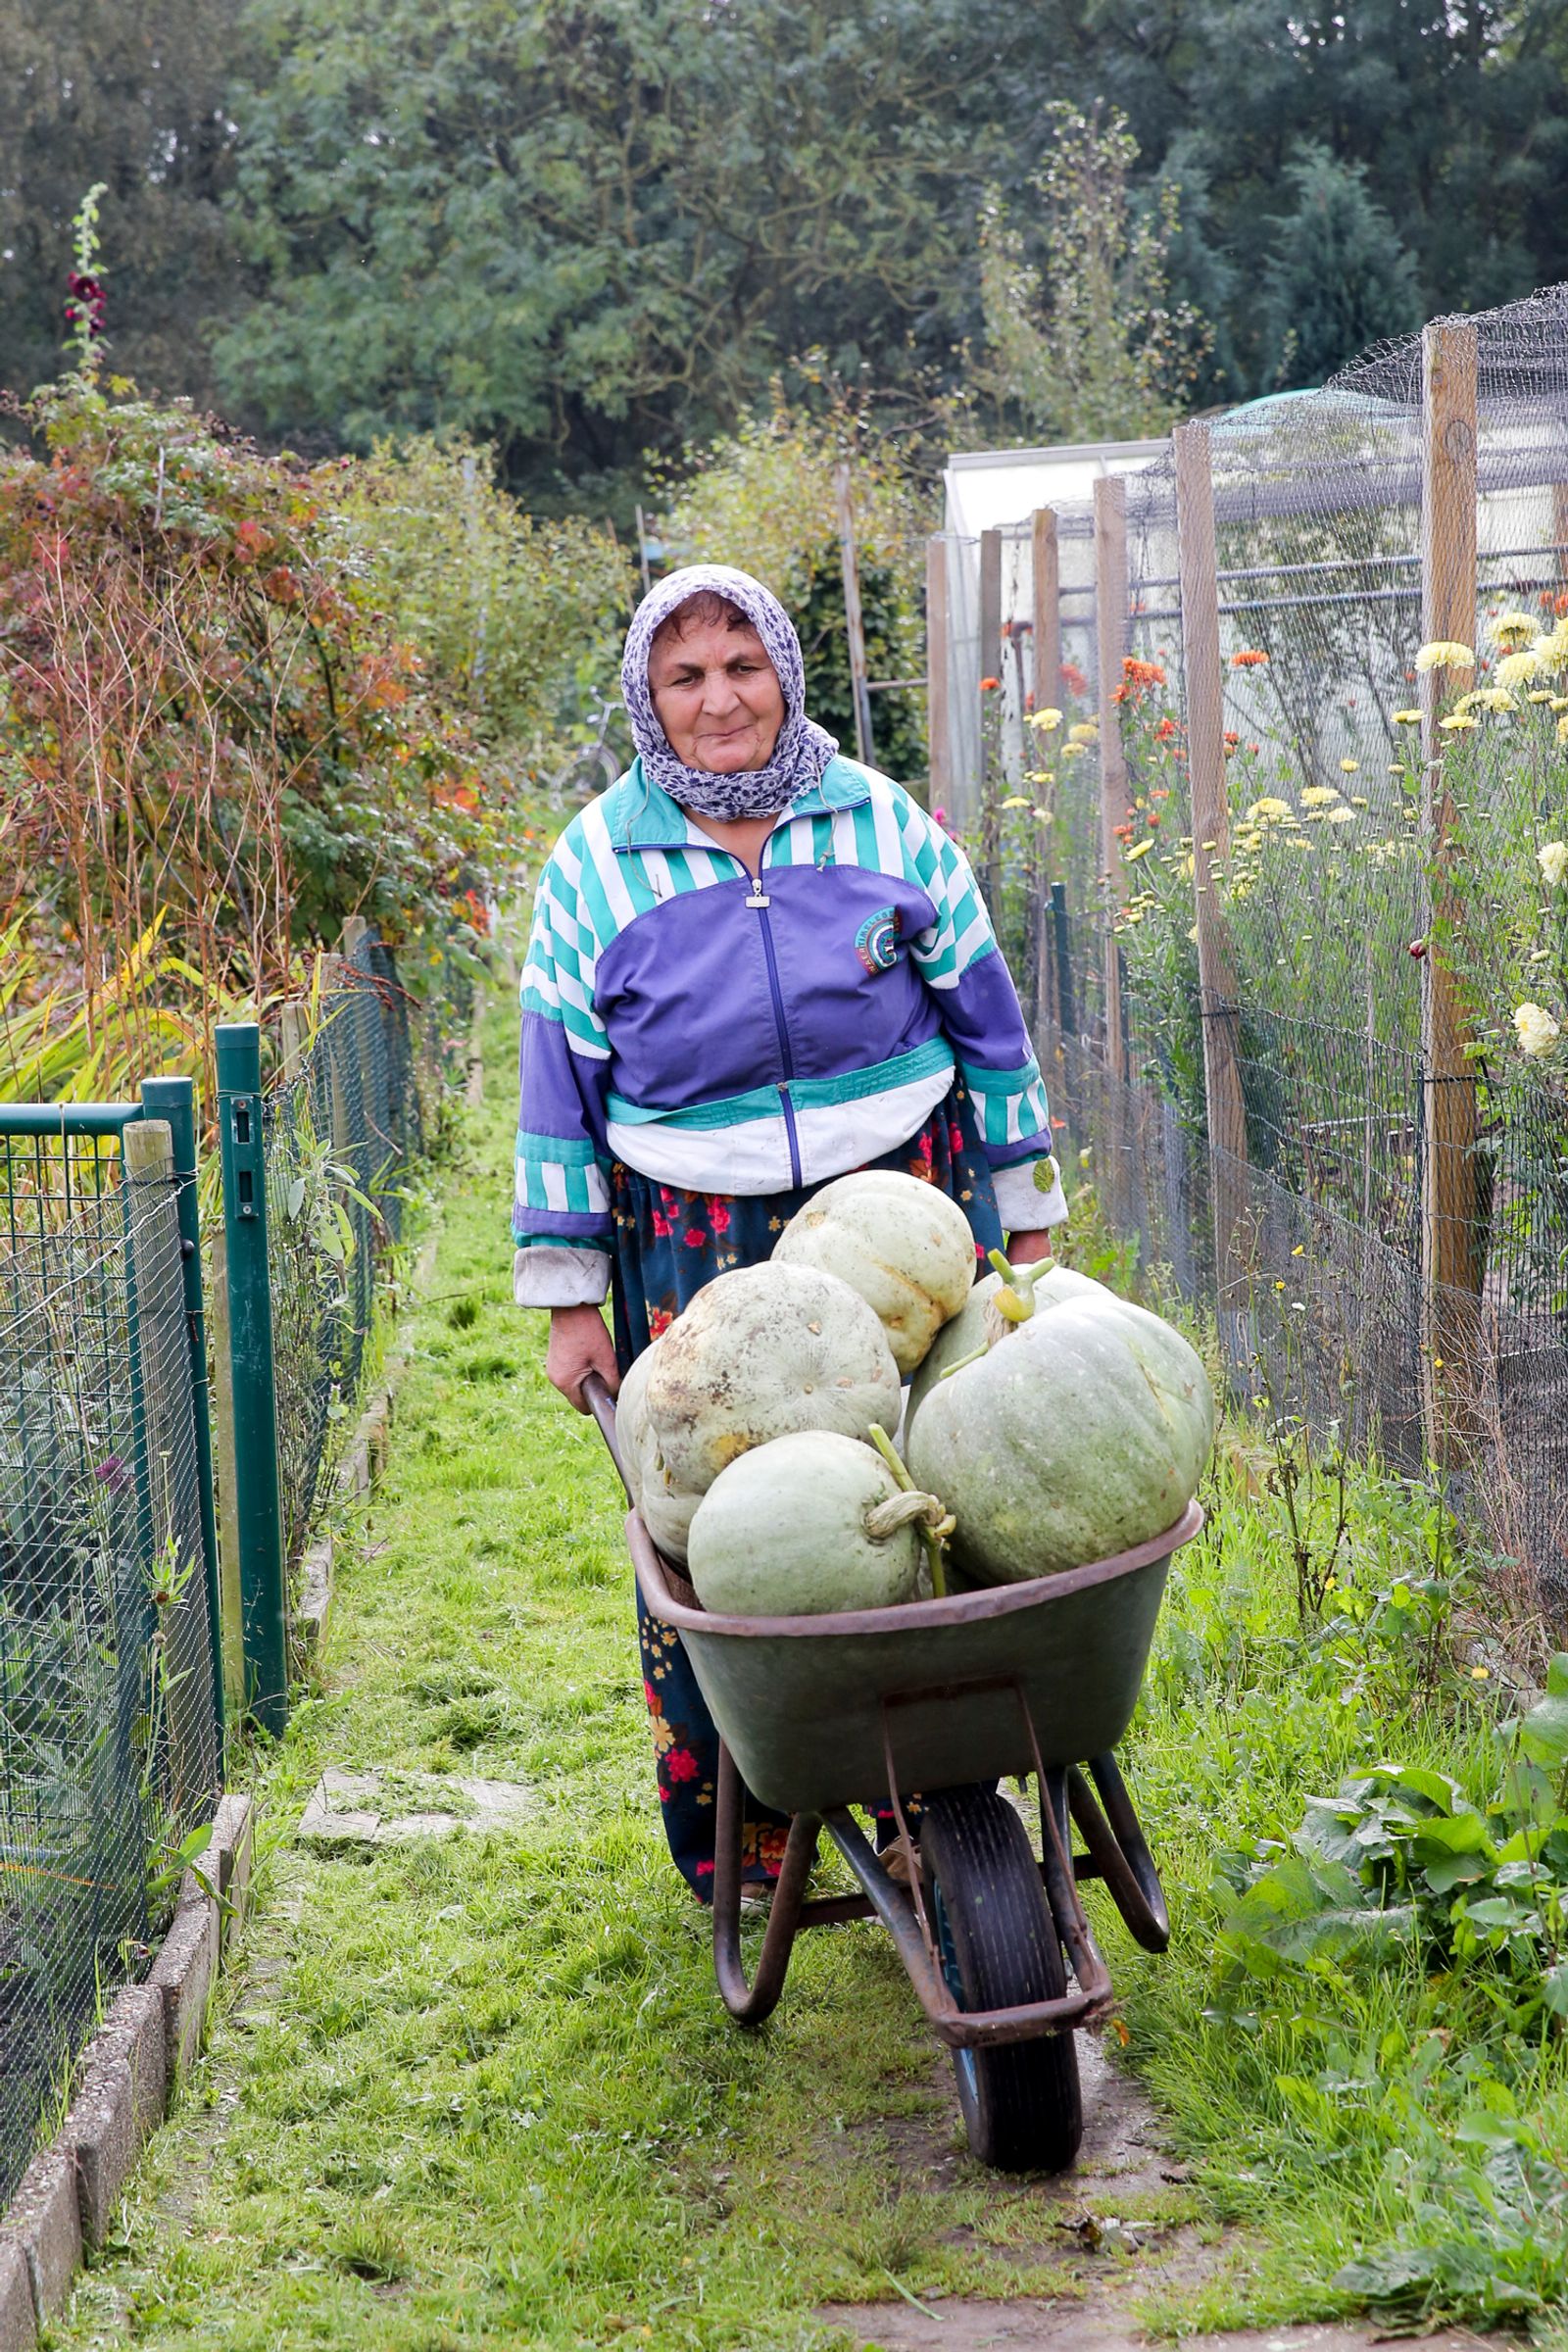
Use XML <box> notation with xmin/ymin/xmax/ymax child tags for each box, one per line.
<box><xmin>630</xmin><ymin>1503</ymin><xmax>1199</xmax><ymax>1818</ymax></box>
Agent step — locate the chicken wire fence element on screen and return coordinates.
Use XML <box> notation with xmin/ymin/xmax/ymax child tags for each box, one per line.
<box><xmin>1013</xmin><ymin>284</ymin><xmax>1568</xmax><ymax>1605</ymax></box>
<box><xmin>263</xmin><ymin>925</ymin><xmax>477</xmax><ymax>1580</ymax></box>
<box><xmin>0</xmin><ymin>1123</ymin><xmax>220</xmax><ymax>2209</ymax></box>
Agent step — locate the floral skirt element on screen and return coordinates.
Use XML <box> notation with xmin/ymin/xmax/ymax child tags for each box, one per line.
<box><xmin>612</xmin><ymin>1081</ymin><xmax>1004</xmax><ymax>1899</ymax></box>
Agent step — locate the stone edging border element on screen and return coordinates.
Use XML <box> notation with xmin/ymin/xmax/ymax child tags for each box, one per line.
<box><xmin>0</xmin><ymin>1793</ymin><xmax>256</xmax><ymax>2349</ymax></box>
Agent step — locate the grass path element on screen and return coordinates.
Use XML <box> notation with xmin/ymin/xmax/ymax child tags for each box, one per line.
<box><xmin>50</xmin><ymin>990</ymin><xmax>1212</xmax><ymax>2352</ymax></box>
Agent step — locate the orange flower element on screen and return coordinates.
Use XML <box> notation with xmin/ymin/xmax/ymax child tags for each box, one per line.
<box><xmin>1231</xmin><ymin>648</ymin><xmax>1269</xmax><ymax>668</ymax></box>
<box><xmin>980</xmin><ymin>675</ymin><xmax>1001</xmax><ymax>692</ymax></box>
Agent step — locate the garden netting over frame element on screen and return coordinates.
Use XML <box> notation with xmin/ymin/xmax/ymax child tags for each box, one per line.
<box><xmin>0</xmin><ymin>1133</ymin><xmax>220</xmax><ymax>2211</ymax></box>
<box><xmin>1015</xmin><ymin>285</ymin><xmax>1568</xmax><ymax>1607</ymax></box>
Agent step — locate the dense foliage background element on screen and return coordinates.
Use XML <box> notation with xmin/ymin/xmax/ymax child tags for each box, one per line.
<box><xmin>4</xmin><ymin>2</ymin><xmax>1566</xmax><ymax>508</ymax></box>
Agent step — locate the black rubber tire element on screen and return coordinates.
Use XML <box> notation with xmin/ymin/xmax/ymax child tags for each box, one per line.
<box><xmin>919</xmin><ymin>1787</ymin><xmax>1084</xmax><ymax>2174</ymax></box>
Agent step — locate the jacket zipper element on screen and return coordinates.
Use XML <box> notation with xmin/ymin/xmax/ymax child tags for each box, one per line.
<box><xmin>741</xmin><ymin>864</ymin><xmax>803</xmax><ymax>1188</ymax></box>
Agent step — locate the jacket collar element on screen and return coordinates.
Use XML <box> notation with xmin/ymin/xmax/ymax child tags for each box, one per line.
<box><xmin>609</xmin><ymin>755</ymin><xmax>872</xmax><ymax>853</ymax></box>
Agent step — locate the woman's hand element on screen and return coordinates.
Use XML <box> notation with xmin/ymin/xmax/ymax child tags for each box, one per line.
<box><xmin>1005</xmin><ymin>1228</ymin><xmax>1054</xmax><ymax>1270</ymax></box>
<box><xmin>547</xmin><ymin>1303</ymin><xmax>620</xmax><ymax>1411</ymax></box>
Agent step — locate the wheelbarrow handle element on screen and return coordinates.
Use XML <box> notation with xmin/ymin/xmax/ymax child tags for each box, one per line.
<box><xmin>581</xmin><ymin>1369</ymin><xmax>631</xmax><ymax>1497</ymax></box>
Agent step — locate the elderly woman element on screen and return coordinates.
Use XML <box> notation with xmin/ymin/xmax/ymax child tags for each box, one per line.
<box><xmin>514</xmin><ymin>564</ymin><xmax>1066</xmax><ymax>1900</ymax></box>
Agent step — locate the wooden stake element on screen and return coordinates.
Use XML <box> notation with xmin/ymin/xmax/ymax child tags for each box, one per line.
<box><xmin>1419</xmin><ymin>318</ymin><xmax>1483</xmax><ymax>1455</ymax></box>
<box><xmin>1173</xmin><ymin>423</ymin><xmax>1250</xmax><ymax>1343</ymax></box>
<box><xmin>925</xmin><ymin>534</ymin><xmax>951</xmax><ymax>815</ymax></box>
<box><xmin>978</xmin><ymin>527</ymin><xmax>1004</xmax><ymax>917</ymax></box>
<box><xmin>1031</xmin><ymin>508</ymin><xmax>1061</xmax><ymax>1034</ymax></box>
<box><xmin>833</xmin><ymin>462</ymin><xmax>875</xmax><ymax>766</ymax></box>
<box><xmin>1094</xmin><ymin>476</ymin><xmax>1129</xmax><ymax>1081</ymax></box>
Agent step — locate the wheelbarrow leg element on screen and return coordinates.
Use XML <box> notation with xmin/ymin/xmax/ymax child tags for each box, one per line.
<box><xmin>712</xmin><ymin>1742</ymin><xmax>820</xmax><ymax>2025</ymax></box>
<box><xmin>1065</xmin><ymin>1754</ymin><xmax>1170</xmax><ymax>1953</ymax></box>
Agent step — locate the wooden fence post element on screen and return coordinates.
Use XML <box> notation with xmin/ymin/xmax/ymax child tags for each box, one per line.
<box><xmin>925</xmin><ymin>534</ymin><xmax>952</xmax><ymax>814</ymax></box>
<box><xmin>1419</xmin><ymin>318</ymin><xmax>1483</xmax><ymax>1457</ymax></box>
<box><xmin>1094</xmin><ymin>476</ymin><xmax>1129</xmax><ymax>1082</ymax></box>
<box><xmin>833</xmin><ymin>462</ymin><xmax>875</xmax><ymax>767</ymax></box>
<box><xmin>978</xmin><ymin>526</ymin><xmax>1004</xmax><ymax>916</ymax></box>
<box><xmin>1173</xmin><ymin>422</ymin><xmax>1252</xmax><ymax>1352</ymax></box>
<box><xmin>1031</xmin><ymin>508</ymin><xmax>1061</xmax><ymax>1035</ymax></box>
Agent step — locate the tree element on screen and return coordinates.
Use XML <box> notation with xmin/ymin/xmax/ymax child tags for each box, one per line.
<box><xmin>213</xmin><ymin>0</ymin><xmax>1042</xmax><ymax>504</ymax></box>
<box><xmin>0</xmin><ymin>0</ymin><xmax>252</xmax><ymax>409</ymax></box>
<box><xmin>976</xmin><ymin>105</ymin><xmax>1210</xmax><ymax>445</ymax></box>
<box><xmin>1260</xmin><ymin>146</ymin><xmax>1423</xmax><ymax>388</ymax></box>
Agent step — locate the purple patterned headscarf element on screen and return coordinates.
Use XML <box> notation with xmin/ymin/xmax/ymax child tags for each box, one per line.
<box><xmin>619</xmin><ymin>564</ymin><xmax>839</xmax><ymax>821</ymax></box>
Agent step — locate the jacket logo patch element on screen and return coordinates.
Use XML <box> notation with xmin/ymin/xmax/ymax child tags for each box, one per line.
<box><xmin>856</xmin><ymin>906</ymin><xmax>902</xmax><ymax>974</ymax></box>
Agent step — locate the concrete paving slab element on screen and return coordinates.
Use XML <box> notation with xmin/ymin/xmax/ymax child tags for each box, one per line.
<box><xmin>297</xmin><ymin>1767</ymin><xmax>532</xmax><ymax>1850</ymax></box>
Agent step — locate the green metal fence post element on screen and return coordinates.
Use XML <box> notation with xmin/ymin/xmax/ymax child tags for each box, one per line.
<box><xmin>140</xmin><ymin>1074</ymin><xmax>225</xmax><ymax>1755</ymax></box>
<box><xmin>215</xmin><ymin>1024</ymin><xmax>289</xmax><ymax>1733</ymax></box>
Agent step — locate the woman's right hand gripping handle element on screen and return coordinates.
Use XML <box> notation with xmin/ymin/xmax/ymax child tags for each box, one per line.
<box><xmin>547</xmin><ymin>1302</ymin><xmax>621</xmax><ymax>1412</ymax></box>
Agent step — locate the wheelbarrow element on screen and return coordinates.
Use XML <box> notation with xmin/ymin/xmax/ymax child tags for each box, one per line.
<box><xmin>584</xmin><ymin>1374</ymin><xmax>1200</xmax><ymax>2173</ymax></box>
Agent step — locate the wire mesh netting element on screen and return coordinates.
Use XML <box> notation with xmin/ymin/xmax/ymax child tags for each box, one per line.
<box><xmin>1007</xmin><ymin>286</ymin><xmax>1568</xmax><ymax>1605</ymax></box>
<box><xmin>264</xmin><ymin>928</ymin><xmax>476</xmax><ymax>1582</ymax></box>
<box><xmin>0</xmin><ymin>1132</ymin><xmax>219</xmax><ymax>2209</ymax></box>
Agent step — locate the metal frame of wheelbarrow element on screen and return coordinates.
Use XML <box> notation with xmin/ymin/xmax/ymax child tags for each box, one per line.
<box><xmin>585</xmin><ymin>1372</ymin><xmax>1184</xmax><ymax>2055</ymax></box>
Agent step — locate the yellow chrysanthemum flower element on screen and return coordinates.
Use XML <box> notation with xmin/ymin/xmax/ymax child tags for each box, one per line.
<box><xmin>1300</xmin><ymin>785</ymin><xmax>1340</xmax><ymax>807</ymax></box>
<box><xmin>1326</xmin><ymin>806</ymin><xmax>1358</xmax><ymax>823</ymax></box>
<box><xmin>1496</xmin><ymin>649</ymin><xmax>1540</xmax><ymax>687</ymax></box>
<box><xmin>1414</xmin><ymin>640</ymin><xmax>1475</xmax><ymax>671</ymax></box>
<box><xmin>1068</xmin><ymin>720</ymin><xmax>1099</xmax><ymax>744</ymax></box>
<box><xmin>1060</xmin><ymin>742</ymin><xmax>1088</xmax><ymax>759</ymax></box>
<box><xmin>1000</xmin><ymin>795</ymin><xmax>1031</xmax><ymax>808</ymax></box>
<box><xmin>1472</xmin><ymin>687</ymin><xmax>1516</xmax><ymax>713</ymax></box>
<box><xmin>1123</xmin><ymin>838</ymin><xmax>1153</xmax><ymax>862</ymax></box>
<box><xmin>1340</xmin><ymin>758</ymin><xmax>1360</xmax><ymax>773</ymax></box>
<box><xmin>1393</xmin><ymin>708</ymin><xmax>1423</xmax><ymax>724</ymax></box>
<box><xmin>1026</xmin><ymin>707</ymin><xmax>1063</xmax><ymax>732</ymax></box>
<box><xmin>1246</xmin><ymin>796</ymin><xmax>1293</xmax><ymax>821</ymax></box>
<box><xmin>1439</xmin><ymin>711</ymin><xmax>1480</xmax><ymax>730</ymax></box>
<box><xmin>1513</xmin><ymin>1001</ymin><xmax>1561</xmax><ymax>1057</ymax></box>
<box><xmin>1558</xmin><ymin>714</ymin><xmax>1568</xmax><ymax>744</ymax></box>
<box><xmin>1529</xmin><ymin>690</ymin><xmax>1555</xmax><ymax>704</ymax></box>
<box><xmin>1491</xmin><ymin>612</ymin><xmax>1538</xmax><ymax>646</ymax></box>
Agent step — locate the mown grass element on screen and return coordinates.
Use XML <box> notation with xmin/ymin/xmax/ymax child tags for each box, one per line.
<box><xmin>50</xmin><ymin>994</ymin><xmax>1203</xmax><ymax>2352</ymax></box>
<box><xmin>50</xmin><ymin>988</ymin><xmax>1568</xmax><ymax>2349</ymax></box>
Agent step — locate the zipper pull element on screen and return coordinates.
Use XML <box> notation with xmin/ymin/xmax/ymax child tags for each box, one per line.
<box><xmin>744</xmin><ymin>873</ymin><xmax>770</xmax><ymax>908</ymax></box>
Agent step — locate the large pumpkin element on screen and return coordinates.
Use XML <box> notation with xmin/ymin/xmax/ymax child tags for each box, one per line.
<box><xmin>614</xmin><ymin>1344</ymin><xmax>700</xmax><ymax>1563</ymax></box>
<box><xmin>906</xmin><ymin>1261</ymin><xmax>1110</xmax><ymax>1421</ymax></box>
<box><xmin>906</xmin><ymin>1288</ymin><xmax>1213</xmax><ymax>1583</ymax></box>
<box><xmin>686</xmin><ymin>1432</ymin><xmax>945</xmax><ymax>1616</ymax></box>
<box><xmin>772</xmin><ymin>1170</ymin><xmax>977</xmax><ymax>1375</ymax></box>
<box><xmin>645</xmin><ymin>1262</ymin><xmax>901</xmax><ymax>1497</ymax></box>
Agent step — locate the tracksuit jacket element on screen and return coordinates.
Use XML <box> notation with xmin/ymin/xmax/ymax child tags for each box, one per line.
<box><xmin>513</xmin><ymin>754</ymin><xmax>1068</xmax><ymax>1306</ymax></box>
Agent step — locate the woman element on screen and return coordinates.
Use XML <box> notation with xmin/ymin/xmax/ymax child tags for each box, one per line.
<box><xmin>514</xmin><ymin>564</ymin><xmax>1067</xmax><ymax>1899</ymax></box>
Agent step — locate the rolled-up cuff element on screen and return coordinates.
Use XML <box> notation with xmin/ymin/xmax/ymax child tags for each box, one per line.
<box><xmin>992</xmin><ymin>1155</ymin><xmax>1069</xmax><ymax>1233</ymax></box>
<box><xmin>514</xmin><ymin>1245</ymin><xmax>612</xmax><ymax>1308</ymax></box>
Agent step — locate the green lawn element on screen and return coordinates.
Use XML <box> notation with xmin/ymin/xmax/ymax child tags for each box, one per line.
<box><xmin>47</xmin><ymin>985</ymin><xmax>1568</xmax><ymax>2349</ymax></box>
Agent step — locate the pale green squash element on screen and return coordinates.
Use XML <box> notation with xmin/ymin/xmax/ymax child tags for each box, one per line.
<box><xmin>906</xmin><ymin>1288</ymin><xmax>1213</xmax><ymax>1583</ymax></box>
<box><xmin>686</xmin><ymin>1432</ymin><xmax>945</xmax><ymax>1616</ymax></box>
<box><xmin>645</xmin><ymin>1262</ymin><xmax>901</xmax><ymax>1497</ymax></box>
<box><xmin>772</xmin><ymin>1170</ymin><xmax>977</xmax><ymax>1375</ymax></box>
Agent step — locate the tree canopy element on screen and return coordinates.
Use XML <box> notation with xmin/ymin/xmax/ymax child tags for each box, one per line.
<box><xmin>2</xmin><ymin>0</ymin><xmax>1566</xmax><ymax>499</ymax></box>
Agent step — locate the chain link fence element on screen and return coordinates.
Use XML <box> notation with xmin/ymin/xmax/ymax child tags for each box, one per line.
<box><xmin>261</xmin><ymin>925</ymin><xmax>480</xmax><ymax>1583</ymax></box>
<box><xmin>0</xmin><ymin>1121</ymin><xmax>220</xmax><ymax>2210</ymax></box>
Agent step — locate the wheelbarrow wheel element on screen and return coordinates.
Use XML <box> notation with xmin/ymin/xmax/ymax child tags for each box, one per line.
<box><xmin>918</xmin><ymin>1788</ymin><xmax>1083</xmax><ymax>2174</ymax></box>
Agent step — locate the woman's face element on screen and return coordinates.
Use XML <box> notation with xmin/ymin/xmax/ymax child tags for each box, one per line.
<box><xmin>648</xmin><ymin>614</ymin><xmax>786</xmax><ymax>774</ymax></box>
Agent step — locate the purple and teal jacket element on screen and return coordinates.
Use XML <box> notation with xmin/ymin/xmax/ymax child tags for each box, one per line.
<box><xmin>513</xmin><ymin>755</ymin><xmax>1067</xmax><ymax>1305</ymax></box>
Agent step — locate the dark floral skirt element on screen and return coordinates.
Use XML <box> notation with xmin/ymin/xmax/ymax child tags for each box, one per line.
<box><xmin>612</xmin><ymin>1081</ymin><xmax>1003</xmax><ymax>1899</ymax></box>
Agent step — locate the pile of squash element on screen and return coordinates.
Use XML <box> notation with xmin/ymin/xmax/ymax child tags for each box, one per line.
<box><xmin>614</xmin><ymin>1169</ymin><xmax>1213</xmax><ymax>1618</ymax></box>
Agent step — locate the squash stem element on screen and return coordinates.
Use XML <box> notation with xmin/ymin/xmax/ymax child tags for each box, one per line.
<box><xmin>867</xmin><ymin>1422</ymin><xmax>948</xmax><ymax>1598</ymax></box>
